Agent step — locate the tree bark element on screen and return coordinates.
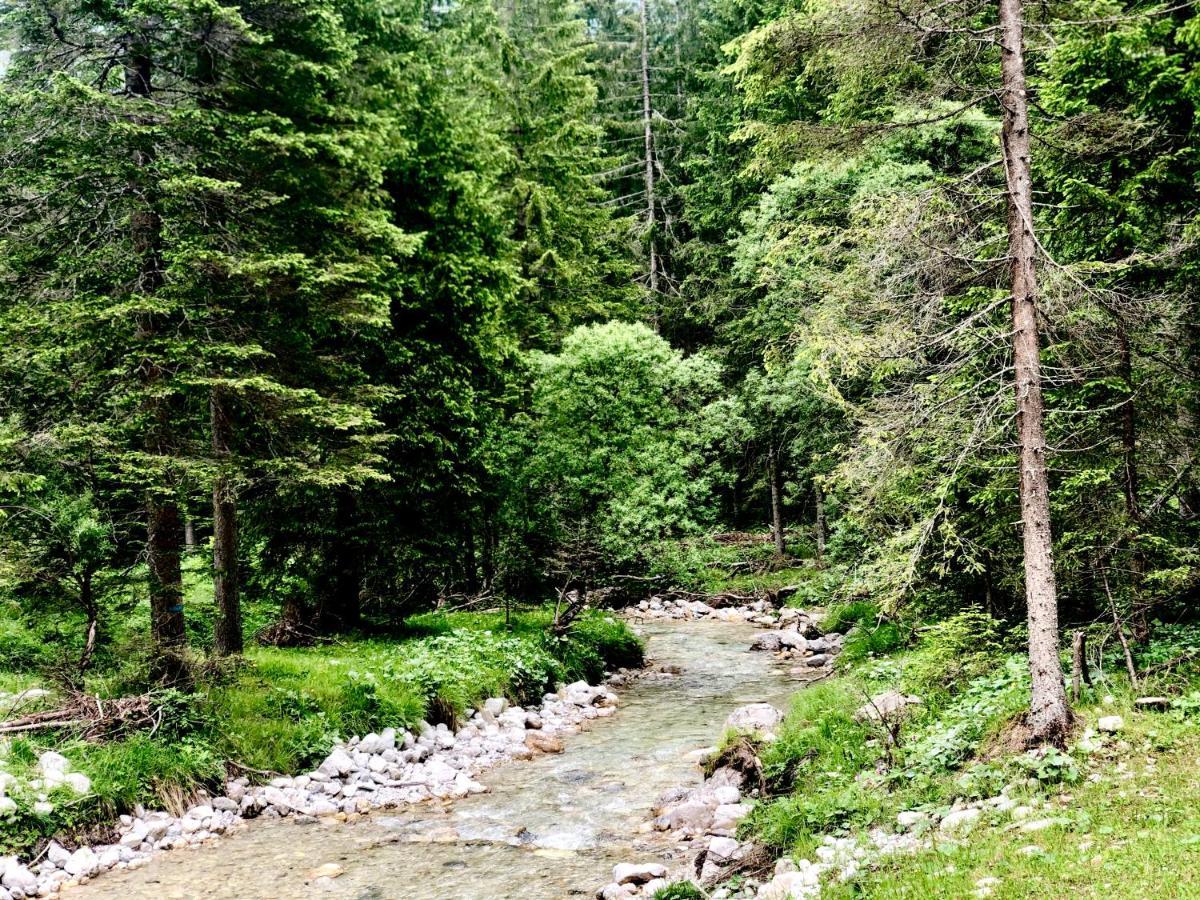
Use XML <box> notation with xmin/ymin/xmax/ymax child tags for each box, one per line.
<box><xmin>998</xmin><ymin>0</ymin><xmax>1070</xmax><ymax>743</ymax></box>
<box><xmin>768</xmin><ymin>447</ymin><xmax>785</xmax><ymax>557</ymax></box>
<box><xmin>316</xmin><ymin>492</ymin><xmax>362</xmax><ymax>632</ymax></box>
<box><xmin>1117</xmin><ymin>324</ymin><xmax>1140</xmax><ymax>520</ymax></box>
<box><xmin>639</xmin><ymin>0</ymin><xmax>659</xmax><ymax>302</ymax></box>
<box><xmin>128</xmin><ymin>49</ymin><xmax>186</xmax><ymax>658</ymax></box>
<box><xmin>184</xmin><ymin>519</ymin><xmax>196</xmax><ymax>552</ymax></box>
<box><xmin>814</xmin><ymin>479</ymin><xmax>827</xmax><ymax>566</ymax></box>
<box><xmin>211</xmin><ymin>388</ymin><xmax>242</xmax><ymax>655</ymax></box>
<box><xmin>147</xmin><ymin>498</ymin><xmax>185</xmax><ymax>648</ymax></box>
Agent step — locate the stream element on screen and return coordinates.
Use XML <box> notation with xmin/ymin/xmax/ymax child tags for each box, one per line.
<box><xmin>73</xmin><ymin>618</ymin><xmax>796</xmax><ymax>900</ymax></box>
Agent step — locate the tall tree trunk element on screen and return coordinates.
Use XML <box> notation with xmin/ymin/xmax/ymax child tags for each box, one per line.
<box><xmin>999</xmin><ymin>0</ymin><xmax>1070</xmax><ymax>743</ymax></box>
<box><xmin>128</xmin><ymin>49</ymin><xmax>186</xmax><ymax>658</ymax></box>
<box><xmin>1117</xmin><ymin>323</ymin><xmax>1140</xmax><ymax>520</ymax></box>
<box><xmin>184</xmin><ymin>519</ymin><xmax>196</xmax><ymax>552</ymax></box>
<box><xmin>814</xmin><ymin>479</ymin><xmax>827</xmax><ymax>567</ymax></box>
<box><xmin>211</xmin><ymin>388</ymin><xmax>242</xmax><ymax>655</ymax></box>
<box><xmin>639</xmin><ymin>0</ymin><xmax>659</xmax><ymax>303</ymax></box>
<box><xmin>147</xmin><ymin>499</ymin><xmax>185</xmax><ymax>648</ymax></box>
<box><xmin>316</xmin><ymin>492</ymin><xmax>362</xmax><ymax>632</ymax></box>
<box><xmin>768</xmin><ymin>447</ymin><xmax>785</xmax><ymax>557</ymax></box>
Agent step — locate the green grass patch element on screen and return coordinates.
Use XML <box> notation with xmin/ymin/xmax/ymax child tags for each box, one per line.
<box><xmin>828</xmin><ymin>709</ymin><xmax>1200</xmax><ymax>899</ymax></box>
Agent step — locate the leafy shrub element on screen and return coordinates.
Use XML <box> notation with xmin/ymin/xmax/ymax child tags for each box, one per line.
<box><xmin>821</xmin><ymin>600</ymin><xmax>878</xmax><ymax>634</ymax></box>
<box><xmin>654</xmin><ymin>882</ymin><xmax>705</xmax><ymax>900</ymax></box>
<box><xmin>839</xmin><ymin>621</ymin><xmax>907</xmax><ymax>665</ymax></box>
<box><xmin>0</xmin><ymin>610</ymin><xmax>52</xmax><ymax>672</ymax></box>
<box><xmin>762</xmin><ymin>682</ymin><xmax>871</xmax><ymax>790</ymax></box>
<box><xmin>902</xmin><ymin>611</ymin><xmax>1010</xmax><ymax>697</ymax></box>
<box><xmin>568</xmin><ymin>612</ymin><xmax>645</xmax><ymax>671</ymax></box>
<box><xmin>396</xmin><ymin>630</ymin><xmax>565</xmax><ymax>719</ymax></box>
<box><xmin>896</xmin><ymin>655</ymin><xmax>1029</xmax><ymax>778</ymax></box>
<box><xmin>1013</xmin><ymin>747</ymin><xmax>1081</xmax><ymax>786</ymax></box>
<box><xmin>750</xmin><ymin>780</ymin><xmax>882</xmax><ymax>852</ymax></box>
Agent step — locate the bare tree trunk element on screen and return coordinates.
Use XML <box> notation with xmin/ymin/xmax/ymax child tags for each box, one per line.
<box><xmin>1070</xmin><ymin>630</ymin><xmax>1090</xmax><ymax>701</ymax></box>
<box><xmin>127</xmin><ymin>50</ymin><xmax>186</xmax><ymax>661</ymax></box>
<box><xmin>814</xmin><ymin>479</ymin><xmax>827</xmax><ymax>566</ymax></box>
<box><xmin>998</xmin><ymin>0</ymin><xmax>1069</xmax><ymax>744</ymax></box>
<box><xmin>211</xmin><ymin>389</ymin><xmax>242</xmax><ymax>655</ymax></box>
<box><xmin>316</xmin><ymin>492</ymin><xmax>362</xmax><ymax>632</ymax></box>
<box><xmin>639</xmin><ymin>0</ymin><xmax>659</xmax><ymax>302</ymax></box>
<box><xmin>768</xmin><ymin>447</ymin><xmax>785</xmax><ymax>557</ymax></box>
<box><xmin>1117</xmin><ymin>324</ymin><xmax>1140</xmax><ymax>520</ymax></box>
<box><xmin>1102</xmin><ymin>571</ymin><xmax>1139</xmax><ymax>689</ymax></box>
<box><xmin>148</xmin><ymin>499</ymin><xmax>186</xmax><ymax>648</ymax></box>
<box><xmin>184</xmin><ymin>519</ymin><xmax>196</xmax><ymax>552</ymax></box>
<box><xmin>78</xmin><ymin>572</ymin><xmax>98</xmax><ymax>678</ymax></box>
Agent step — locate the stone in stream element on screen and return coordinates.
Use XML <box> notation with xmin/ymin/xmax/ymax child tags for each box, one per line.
<box><xmin>525</xmin><ymin>732</ymin><xmax>565</xmax><ymax>754</ymax></box>
<box><xmin>726</xmin><ymin>702</ymin><xmax>784</xmax><ymax>733</ymax></box>
<box><xmin>613</xmin><ymin>862</ymin><xmax>668</xmax><ymax>885</ymax></box>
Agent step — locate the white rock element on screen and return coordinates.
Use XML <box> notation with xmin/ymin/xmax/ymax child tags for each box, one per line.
<box><xmin>854</xmin><ymin>690</ymin><xmax>923</xmax><ymax>723</ymax></box>
<box><xmin>2</xmin><ymin>860</ymin><xmax>38</xmax><ymax>895</ymax></box>
<box><xmin>65</xmin><ymin>771</ymin><xmax>92</xmax><ymax>794</ymax></box>
<box><xmin>1098</xmin><ymin>715</ymin><xmax>1124</xmax><ymax>733</ymax></box>
<box><xmin>939</xmin><ymin>808</ymin><xmax>981</xmax><ymax>834</ymax></box>
<box><xmin>319</xmin><ymin>748</ymin><xmax>355</xmax><ymax>777</ymax></box>
<box><xmin>38</xmin><ymin>751</ymin><xmax>70</xmax><ymax>774</ymax></box>
<box><xmin>707</xmin><ymin>836</ymin><xmax>740</xmax><ymax>862</ymax></box>
<box><xmin>483</xmin><ymin>697</ymin><xmax>508</xmax><ymax>717</ymax></box>
<box><xmin>64</xmin><ymin>847</ymin><xmax>99</xmax><ymax>878</ymax></box>
<box><xmin>726</xmin><ymin>703</ymin><xmax>784</xmax><ymax>733</ymax></box>
<box><xmin>120</xmin><ymin>821</ymin><xmax>148</xmax><ymax>847</ymax></box>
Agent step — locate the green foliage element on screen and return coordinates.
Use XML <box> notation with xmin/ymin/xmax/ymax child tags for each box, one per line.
<box><xmin>839</xmin><ymin>621</ymin><xmax>907</xmax><ymax>665</ymax></box>
<box><xmin>901</xmin><ymin>611</ymin><xmax>1012</xmax><ymax>698</ymax></box>
<box><xmin>896</xmin><ymin>656</ymin><xmax>1029</xmax><ymax>779</ymax></box>
<box><xmin>652</xmin><ymin>882</ymin><xmax>706</xmax><ymax>900</ymax></box>
<box><xmin>821</xmin><ymin>601</ymin><xmax>878</xmax><ymax>634</ymax></box>
<box><xmin>758</xmin><ymin>681</ymin><xmax>873</xmax><ymax>787</ymax></box>
<box><xmin>510</xmin><ymin>321</ymin><xmax>741</xmax><ymax>585</ymax></box>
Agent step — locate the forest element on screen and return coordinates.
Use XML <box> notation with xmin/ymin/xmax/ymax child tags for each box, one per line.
<box><xmin>0</xmin><ymin>0</ymin><xmax>1198</xmax><ymax>894</ymax></box>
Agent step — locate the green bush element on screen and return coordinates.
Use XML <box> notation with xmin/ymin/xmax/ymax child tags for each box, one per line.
<box><xmin>820</xmin><ymin>599</ymin><xmax>877</xmax><ymax>634</ymax></box>
<box><xmin>0</xmin><ymin>613</ymin><xmax>49</xmax><ymax>672</ymax></box>
<box><xmin>902</xmin><ymin>610</ymin><xmax>1009</xmax><ymax>698</ymax></box>
<box><xmin>653</xmin><ymin>882</ymin><xmax>706</xmax><ymax>900</ymax></box>
<box><xmin>839</xmin><ymin>620</ymin><xmax>907</xmax><ymax>665</ymax></box>
<box><xmin>568</xmin><ymin>611</ymin><xmax>645</xmax><ymax>671</ymax></box>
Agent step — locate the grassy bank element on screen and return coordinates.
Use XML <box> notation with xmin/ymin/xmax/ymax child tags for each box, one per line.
<box><xmin>709</xmin><ymin>602</ymin><xmax>1200</xmax><ymax>898</ymax></box>
<box><xmin>0</xmin><ymin>598</ymin><xmax>643</xmax><ymax>857</ymax></box>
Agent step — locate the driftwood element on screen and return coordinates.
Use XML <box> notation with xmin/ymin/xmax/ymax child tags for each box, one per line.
<box><xmin>0</xmin><ymin>691</ymin><xmax>157</xmax><ymax>740</ymax></box>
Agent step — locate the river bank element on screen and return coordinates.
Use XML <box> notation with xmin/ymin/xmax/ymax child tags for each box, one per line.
<box><xmin>59</xmin><ymin>618</ymin><xmax>794</xmax><ymax>899</ymax></box>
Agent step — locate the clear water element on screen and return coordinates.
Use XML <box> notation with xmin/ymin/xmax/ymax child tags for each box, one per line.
<box><xmin>73</xmin><ymin>619</ymin><xmax>795</xmax><ymax>900</ymax></box>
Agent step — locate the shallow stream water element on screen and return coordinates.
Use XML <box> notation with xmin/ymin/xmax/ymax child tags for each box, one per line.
<box><xmin>74</xmin><ymin>619</ymin><xmax>796</xmax><ymax>900</ymax></box>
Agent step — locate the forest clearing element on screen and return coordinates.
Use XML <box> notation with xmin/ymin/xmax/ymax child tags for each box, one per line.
<box><xmin>0</xmin><ymin>0</ymin><xmax>1198</xmax><ymax>895</ymax></box>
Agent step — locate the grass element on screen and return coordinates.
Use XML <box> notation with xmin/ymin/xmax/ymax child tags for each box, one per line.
<box><xmin>736</xmin><ymin>613</ymin><xmax>1200</xmax><ymax>898</ymax></box>
<box><xmin>827</xmin><ymin>704</ymin><xmax>1200</xmax><ymax>898</ymax></box>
